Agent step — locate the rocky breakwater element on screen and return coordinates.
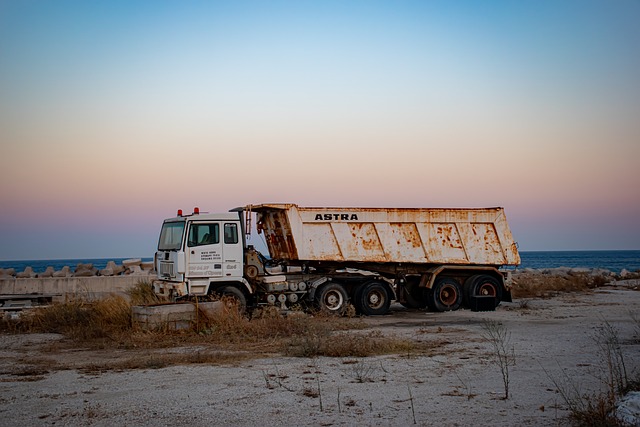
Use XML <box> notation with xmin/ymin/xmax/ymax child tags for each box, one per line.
<box><xmin>0</xmin><ymin>259</ymin><xmax>155</xmax><ymax>279</ymax></box>
<box><xmin>0</xmin><ymin>260</ymin><xmax>157</xmax><ymax>302</ymax></box>
<box><xmin>511</xmin><ymin>266</ymin><xmax>640</xmax><ymax>298</ymax></box>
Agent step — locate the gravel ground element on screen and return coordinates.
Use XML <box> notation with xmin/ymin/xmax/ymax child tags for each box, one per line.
<box><xmin>2</xmin><ymin>286</ymin><xmax>640</xmax><ymax>426</ymax></box>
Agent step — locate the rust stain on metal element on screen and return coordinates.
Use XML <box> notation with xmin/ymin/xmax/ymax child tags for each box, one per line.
<box><xmin>250</xmin><ymin>204</ymin><xmax>519</xmax><ymax>266</ymax></box>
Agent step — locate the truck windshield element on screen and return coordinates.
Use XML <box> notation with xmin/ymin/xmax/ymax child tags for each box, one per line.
<box><xmin>158</xmin><ymin>221</ymin><xmax>185</xmax><ymax>251</ymax></box>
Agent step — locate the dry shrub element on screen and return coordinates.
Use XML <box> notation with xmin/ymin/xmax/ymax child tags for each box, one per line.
<box><xmin>14</xmin><ymin>295</ymin><xmax>132</xmax><ymax>341</ymax></box>
<box><xmin>512</xmin><ymin>272</ymin><xmax>611</xmax><ymax>299</ymax></box>
<box><xmin>198</xmin><ymin>302</ymin><xmax>332</xmax><ymax>344</ymax></box>
<box><xmin>79</xmin><ymin>350</ymin><xmax>248</xmax><ymax>373</ymax></box>
<box><xmin>127</xmin><ymin>281</ymin><xmax>165</xmax><ymax>306</ymax></box>
<box><xmin>284</xmin><ymin>330</ymin><xmax>422</xmax><ymax>358</ymax></box>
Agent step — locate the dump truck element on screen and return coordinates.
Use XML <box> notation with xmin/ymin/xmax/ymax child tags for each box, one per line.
<box><xmin>153</xmin><ymin>204</ymin><xmax>520</xmax><ymax>315</ymax></box>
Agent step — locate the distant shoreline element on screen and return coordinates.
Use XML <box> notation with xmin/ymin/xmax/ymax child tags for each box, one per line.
<box><xmin>1</xmin><ymin>250</ymin><xmax>639</xmax><ymax>274</ymax></box>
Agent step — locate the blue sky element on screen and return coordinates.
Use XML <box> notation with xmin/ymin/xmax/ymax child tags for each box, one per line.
<box><xmin>0</xmin><ymin>0</ymin><xmax>639</xmax><ymax>260</ymax></box>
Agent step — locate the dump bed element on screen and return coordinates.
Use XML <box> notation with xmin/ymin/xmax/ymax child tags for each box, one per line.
<box><xmin>249</xmin><ymin>204</ymin><xmax>520</xmax><ymax>266</ymax></box>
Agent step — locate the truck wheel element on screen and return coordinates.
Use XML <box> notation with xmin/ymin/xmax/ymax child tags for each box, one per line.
<box><xmin>217</xmin><ymin>286</ymin><xmax>247</xmax><ymax>312</ymax></box>
<box><xmin>355</xmin><ymin>281</ymin><xmax>391</xmax><ymax>315</ymax></box>
<box><xmin>463</xmin><ymin>275</ymin><xmax>502</xmax><ymax>308</ymax></box>
<box><xmin>314</xmin><ymin>283</ymin><xmax>348</xmax><ymax>315</ymax></box>
<box><xmin>428</xmin><ymin>277</ymin><xmax>462</xmax><ymax>312</ymax></box>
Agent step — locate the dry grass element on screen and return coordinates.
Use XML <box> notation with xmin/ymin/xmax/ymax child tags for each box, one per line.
<box><xmin>126</xmin><ymin>280</ymin><xmax>165</xmax><ymax>306</ymax></box>
<box><xmin>284</xmin><ymin>329</ymin><xmax>430</xmax><ymax>358</ymax></box>
<box><xmin>2</xmin><ymin>295</ymin><xmax>132</xmax><ymax>342</ymax></box>
<box><xmin>0</xmin><ymin>294</ymin><xmax>434</xmax><ymax>372</ymax></box>
<box><xmin>512</xmin><ymin>272</ymin><xmax>611</xmax><ymax>299</ymax></box>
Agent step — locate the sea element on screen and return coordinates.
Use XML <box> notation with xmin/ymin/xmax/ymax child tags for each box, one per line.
<box><xmin>0</xmin><ymin>251</ymin><xmax>639</xmax><ymax>274</ymax></box>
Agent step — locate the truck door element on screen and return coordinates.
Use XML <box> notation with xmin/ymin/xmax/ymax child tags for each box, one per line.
<box><xmin>186</xmin><ymin>222</ymin><xmax>223</xmax><ymax>278</ymax></box>
<box><xmin>222</xmin><ymin>222</ymin><xmax>243</xmax><ymax>278</ymax></box>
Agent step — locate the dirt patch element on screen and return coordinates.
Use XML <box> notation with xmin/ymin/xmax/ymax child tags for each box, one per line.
<box><xmin>2</xmin><ymin>287</ymin><xmax>640</xmax><ymax>426</ymax></box>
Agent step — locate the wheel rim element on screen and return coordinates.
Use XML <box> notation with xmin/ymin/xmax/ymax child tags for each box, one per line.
<box><xmin>438</xmin><ymin>285</ymin><xmax>458</xmax><ymax>306</ymax></box>
<box><xmin>478</xmin><ymin>282</ymin><xmax>497</xmax><ymax>297</ymax></box>
<box><xmin>366</xmin><ymin>290</ymin><xmax>383</xmax><ymax>309</ymax></box>
<box><xmin>324</xmin><ymin>290</ymin><xmax>343</xmax><ymax>311</ymax></box>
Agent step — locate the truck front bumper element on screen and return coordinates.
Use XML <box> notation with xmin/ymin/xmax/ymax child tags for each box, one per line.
<box><xmin>153</xmin><ymin>280</ymin><xmax>188</xmax><ymax>298</ymax></box>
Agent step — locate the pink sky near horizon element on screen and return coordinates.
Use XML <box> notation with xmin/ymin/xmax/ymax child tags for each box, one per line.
<box><xmin>1</xmin><ymin>1</ymin><xmax>639</xmax><ymax>260</ymax></box>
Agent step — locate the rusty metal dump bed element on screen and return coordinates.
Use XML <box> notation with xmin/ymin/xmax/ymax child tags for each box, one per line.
<box><xmin>249</xmin><ymin>204</ymin><xmax>520</xmax><ymax>266</ymax></box>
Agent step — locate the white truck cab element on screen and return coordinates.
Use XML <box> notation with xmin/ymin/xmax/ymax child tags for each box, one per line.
<box><xmin>154</xmin><ymin>208</ymin><xmax>249</xmax><ymax>298</ymax></box>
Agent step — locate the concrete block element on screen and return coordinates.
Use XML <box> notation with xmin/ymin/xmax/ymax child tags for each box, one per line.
<box><xmin>123</xmin><ymin>258</ymin><xmax>142</xmax><ymax>268</ymax></box>
<box><xmin>131</xmin><ymin>301</ymin><xmax>224</xmax><ymax>331</ymax></box>
<box><xmin>16</xmin><ymin>267</ymin><xmax>36</xmax><ymax>279</ymax></box>
<box><xmin>132</xmin><ymin>303</ymin><xmax>196</xmax><ymax>330</ymax></box>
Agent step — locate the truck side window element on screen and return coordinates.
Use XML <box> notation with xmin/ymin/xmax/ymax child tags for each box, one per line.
<box><xmin>224</xmin><ymin>223</ymin><xmax>238</xmax><ymax>244</ymax></box>
<box><xmin>188</xmin><ymin>223</ymin><xmax>219</xmax><ymax>247</ymax></box>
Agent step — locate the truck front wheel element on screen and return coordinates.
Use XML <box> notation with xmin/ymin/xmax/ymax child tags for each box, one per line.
<box><xmin>216</xmin><ymin>286</ymin><xmax>247</xmax><ymax>313</ymax></box>
<box><xmin>314</xmin><ymin>283</ymin><xmax>348</xmax><ymax>315</ymax></box>
<box><xmin>355</xmin><ymin>281</ymin><xmax>391</xmax><ymax>316</ymax></box>
<box><xmin>428</xmin><ymin>277</ymin><xmax>462</xmax><ymax>312</ymax></box>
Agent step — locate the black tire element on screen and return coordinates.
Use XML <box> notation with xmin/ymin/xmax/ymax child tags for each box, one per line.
<box><xmin>217</xmin><ymin>286</ymin><xmax>247</xmax><ymax>312</ymax></box>
<box><xmin>428</xmin><ymin>277</ymin><xmax>462</xmax><ymax>312</ymax></box>
<box><xmin>354</xmin><ymin>281</ymin><xmax>391</xmax><ymax>315</ymax></box>
<box><xmin>463</xmin><ymin>275</ymin><xmax>502</xmax><ymax>308</ymax></box>
<box><xmin>314</xmin><ymin>283</ymin><xmax>348</xmax><ymax>315</ymax></box>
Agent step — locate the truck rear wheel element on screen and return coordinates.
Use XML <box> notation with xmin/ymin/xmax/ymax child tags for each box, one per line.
<box><xmin>314</xmin><ymin>283</ymin><xmax>348</xmax><ymax>315</ymax></box>
<box><xmin>463</xmin><ymin>275</ymin><xmax>502</xmax><ymax>308</ymax></box>
<box><xmin>428</xmin><ymin>277</ymin><xmax>462</xmax><ymax>312</ymax></box>
<box><xmin>354</xmin><ymin>281</ymin><xmax>391</xmax><ymax>315</ymax></box>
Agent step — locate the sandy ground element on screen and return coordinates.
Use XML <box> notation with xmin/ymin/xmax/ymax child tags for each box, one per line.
<box><xmin>2</xmin><ymin>285</ymin><xmax>640</xmax><ymax>426</ymax></box>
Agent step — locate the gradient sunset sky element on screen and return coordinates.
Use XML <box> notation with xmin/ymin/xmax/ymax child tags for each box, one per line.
<box><xmin>1</xmin><ymin>0</ymin><xmax>639</xmax><ymax>260</ymax></box>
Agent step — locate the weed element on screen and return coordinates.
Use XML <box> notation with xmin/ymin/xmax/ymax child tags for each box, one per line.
<box><xmin>518</xmin><ymin>299</ymin><xmax>531</xmax><ymax>309</ymax></box>
<box><xmin>350</xmin><ymin>360</ymin><xmax>375</xmax><ymax>383</ymax></box>
<box><xmin>482</xmin><ymin>320</ymin><xmax>515</xmax><ymax>399</ymax></box>
<box><xmin>629</xmin><ymin>310</ymin><xmax>640</xmax><ymax>341</ymax></box>
<box><xmin>594</xmin><ymin>320</ymin><xmax>628</xmax><ymax>398</ymax></box>
<box><xmin>9</xmin><ymin>295</ymin><xmax>133</xmax><ymax>342</ymax></box>
<box><xmin>408</xmin><ymin>385</ymin><xmax>417</xmax><ymax>424</ymax></box>
<box><xmin>545</xmin><ymin>318</ymin><xmax>638</xmax><ymax>426</ymax></box>
<box><xmin>285</xmin><ymin>329</ymin><xmax>427</xmax><ymax>358</ymax></box>
<box><xmin>127</xmin><ymin>281</ymin><xmax>164</xmax><ymax>305</ymax></box>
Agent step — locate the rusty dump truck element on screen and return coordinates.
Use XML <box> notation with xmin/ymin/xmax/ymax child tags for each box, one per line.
<box><xmin>153</xmin><ymin>204</ymin><xmax>520</xmax><ymax>315</ymax></box>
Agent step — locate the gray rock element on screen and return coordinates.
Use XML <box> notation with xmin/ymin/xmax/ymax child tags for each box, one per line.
<box><xmin>74</xmin><ymin>268</ymin><xmax>98</xmax><ymax>277</ymax></box>
<box><xmin>590</xmin><ymin>268</ymin><xmax>612</xmax><ymax>276</ymax></box>
<box><xmin>568</xmin><ymin>267</ymin><xmax>591</xmax><ymax>275</ymax></box>
<box><xmin>100</xmin><ymin>267</ymin><xmax>115</xmax><ymax>276</ymax></box>
<box><xmin>141</xmin><ymin>261</ymin><xmax>154</xmax><ymax>272</ymax></box>
<box><xmin>621</xmin><ymin>269</ymin><xmax>630</xmax><ymax>278</ymax></box>
<box><xmin>38</xmin><ymin>266</ymin><xmax>55</xmax><ymax>278</ymax></box>
<box><xmin>16</xmin><ymin>266</ymin><xmax>36</xmax><ymax>279</ymax></box>
<box><xmin>75</xmin><ymin>263</ymin><xmax>94</xmax><ymax>273</ymax></box>
<box><xmin>126</xmin><ymin>265</ymin><xmax>144</xmax><ymax>275</ymax></box>
<box><xmin>615</xmin><ymin>391</ymin><xmax>640</xmax><ymax>427</ymax></box>
<box><xmin>109</xmin><ymin>261</ymin><xmax>125</xmax><ymax>275</ymax></box>
<box><xmin>74</xmin><ymin>263</ymin><xmax>98</xmax><ymax>277</ymax></box>
<box><xmin>122</xmin><ymin>258</ymin><xmax>142</xmax><ymax>268</ymax></box>
<box><xmin>53</xmin><ymin>266</ymin><xmax>72</xmax><ymax>277</ymax></box>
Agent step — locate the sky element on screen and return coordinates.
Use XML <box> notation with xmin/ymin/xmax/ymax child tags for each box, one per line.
<box><xmin>0</xmin><ymin>0</ymin><xmax>639</xmax><ymax>260</ymax></box>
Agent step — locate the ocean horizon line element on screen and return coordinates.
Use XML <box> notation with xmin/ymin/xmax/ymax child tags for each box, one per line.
<box><xmin>2</xmin><ymin>248</ymin><xmax>639</xmax><ymax>263</ymax></box>
<box><xmin>1</xmin><ymin>250</ymin><xmax>638</xmax><ymax>274</ymax></box>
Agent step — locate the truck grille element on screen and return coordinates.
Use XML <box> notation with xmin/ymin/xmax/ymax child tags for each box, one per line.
<box><xmin>159</xmin><ymin>262</ymin><xmax>174</xmax><ymax>277</ymax></box>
